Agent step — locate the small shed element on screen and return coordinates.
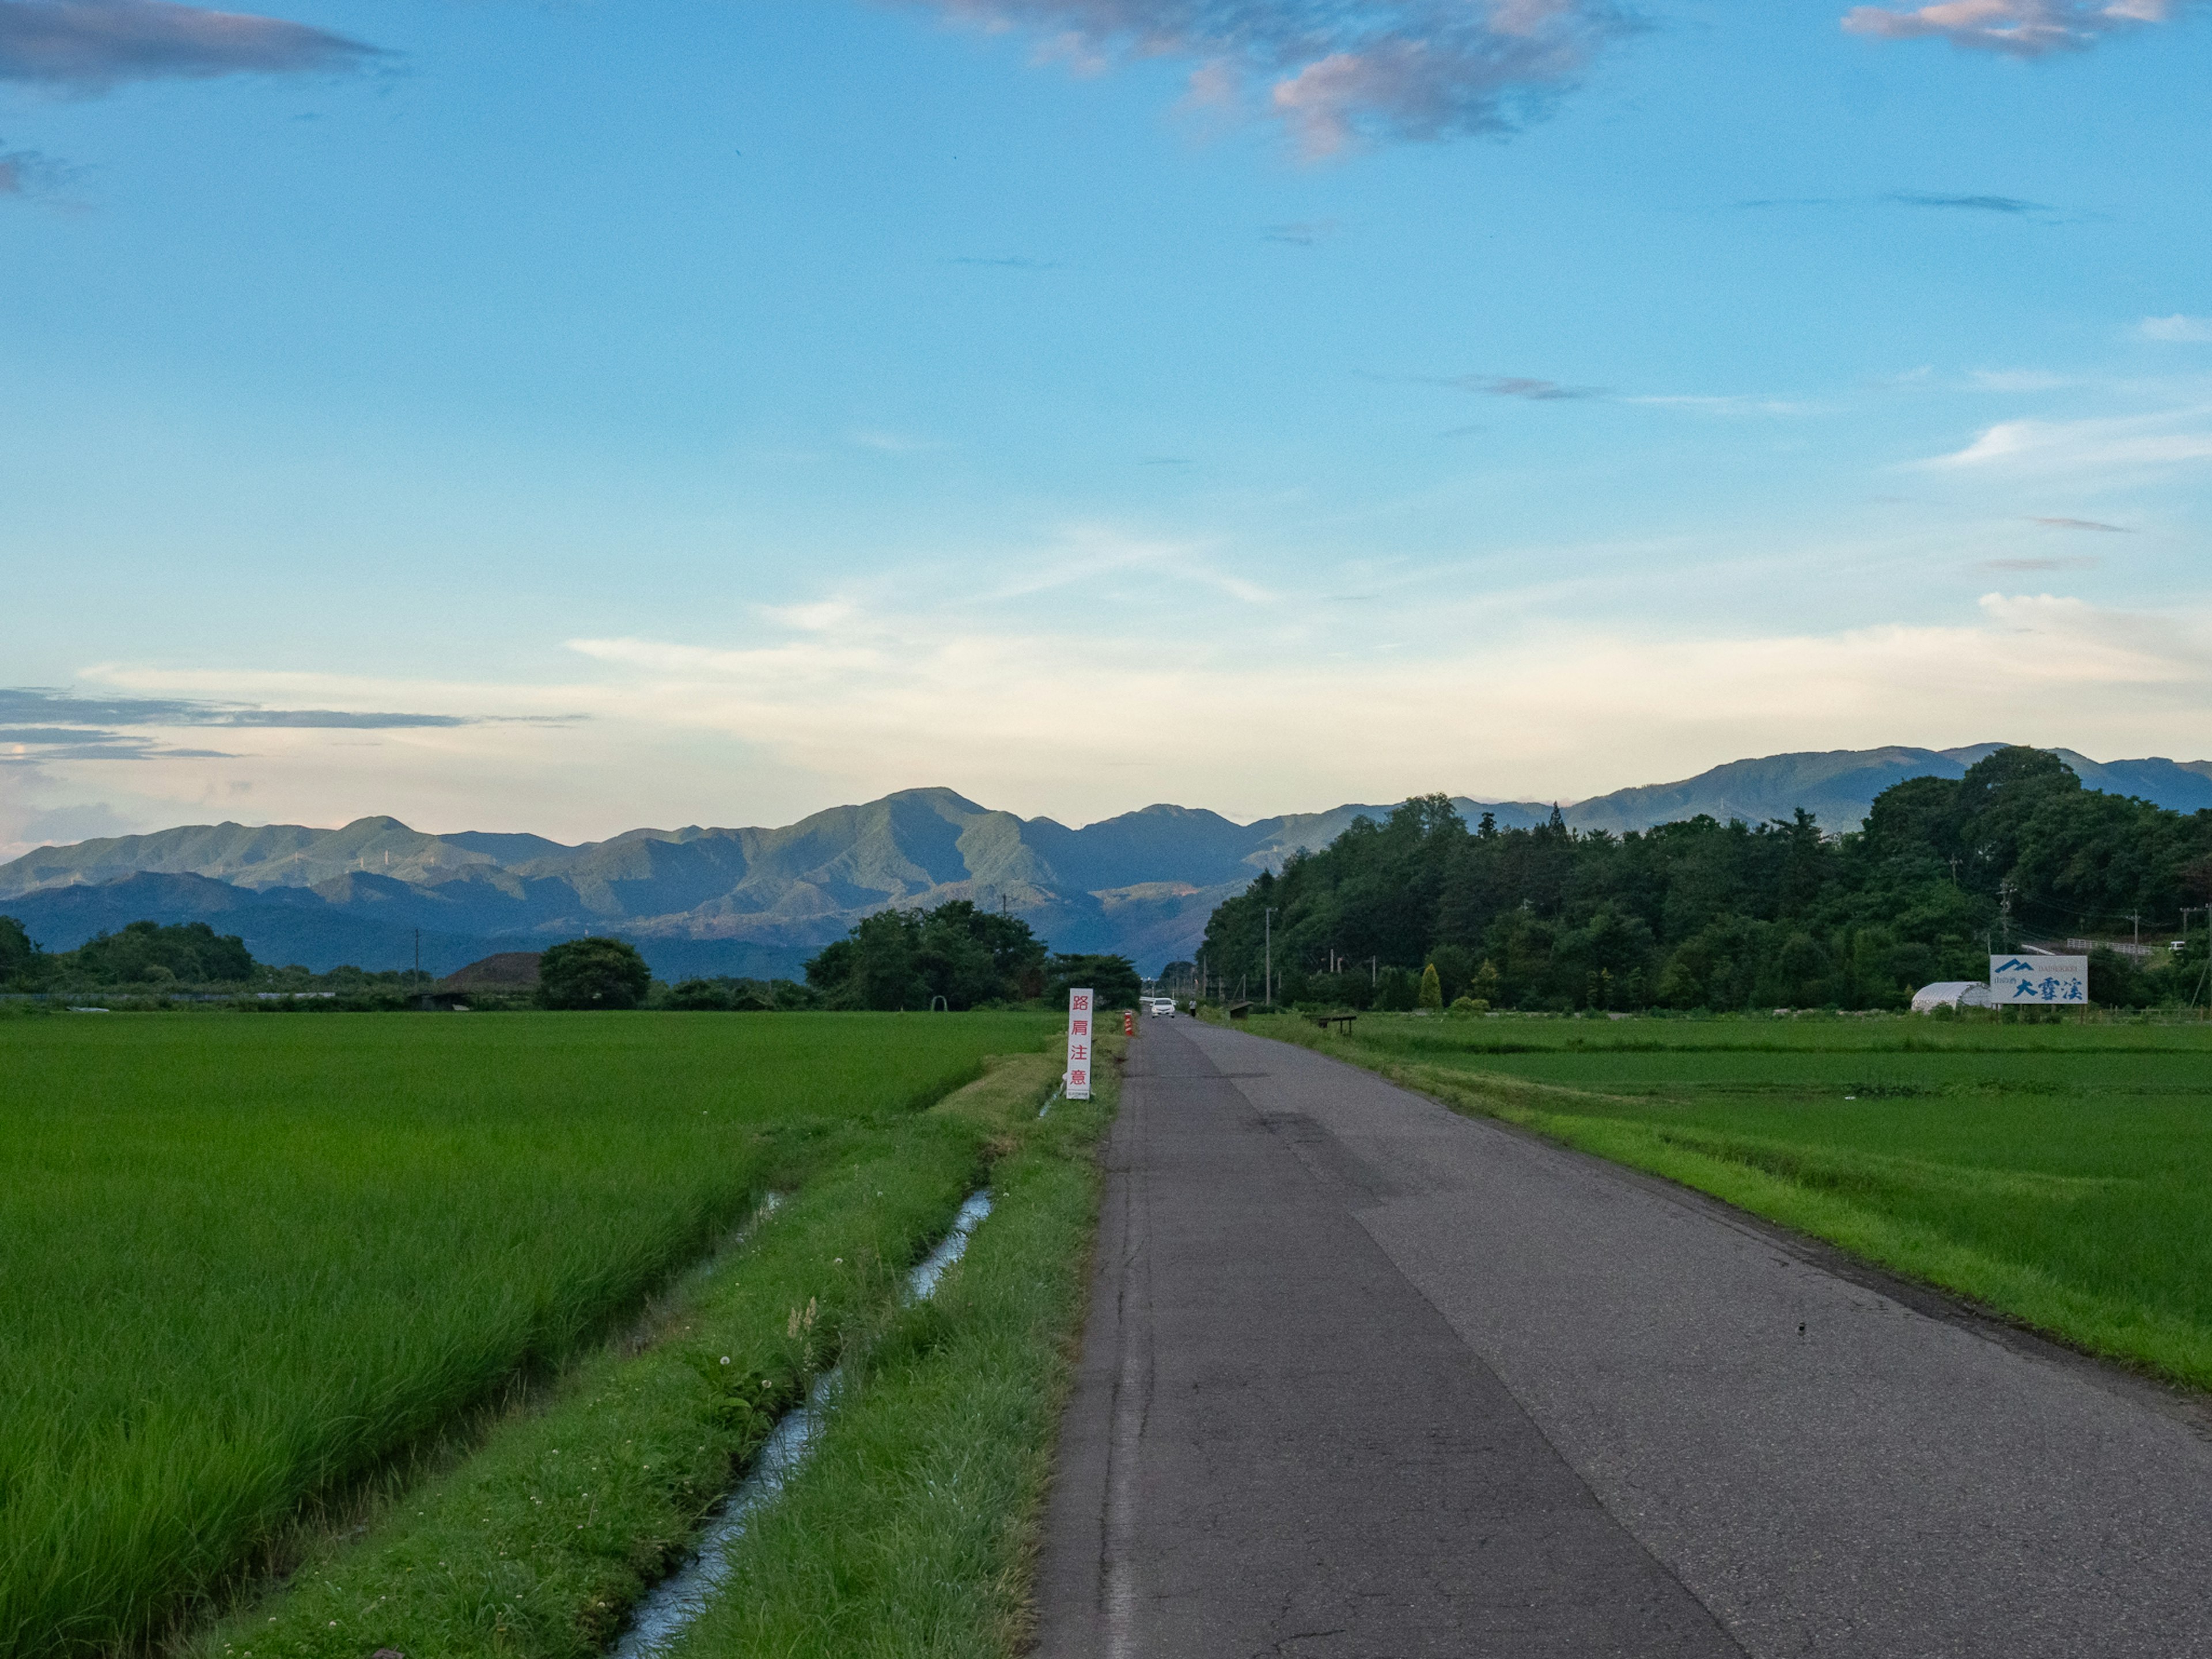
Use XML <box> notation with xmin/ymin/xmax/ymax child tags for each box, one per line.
<box><xmin>1912</xmin><ymin>981</ymin><xmax>1993</xmax><ymax>1013</ymax></box>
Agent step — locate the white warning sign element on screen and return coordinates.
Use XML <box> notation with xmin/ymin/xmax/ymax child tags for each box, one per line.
<box><xmin>1065</xmin><ymin>987</ymin><xmax>1094</xmax><ymax>1101</ymax></box>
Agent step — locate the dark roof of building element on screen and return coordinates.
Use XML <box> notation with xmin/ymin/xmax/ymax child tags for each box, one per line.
<box><xmin>438</xmin><ymin>950</ymin><xmax>543</xmax><ymax>990</ymax></box>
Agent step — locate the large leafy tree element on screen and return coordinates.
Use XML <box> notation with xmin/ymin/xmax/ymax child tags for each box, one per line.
<box><xmin>805</xmin><ymin>899</ymin><xmax>1050</xmax><ymax>1010</ymax></box>
<box><xmin>0</xmin><ymin>915</ymin><xmax>41</xmax><ymax>988</ymax></box>
<box><xmin>537</xmin><ymin>937</ymin><xmax>653</xmax><ymax>1010</ymax></box>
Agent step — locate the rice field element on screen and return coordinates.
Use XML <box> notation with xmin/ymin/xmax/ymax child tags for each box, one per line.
<box><xmin>0</xmin><ymin>1012</ymin><xmax>1054</xmax><ymax>1659</ymax></box>
<box><xmin>1264</xmin><ymin>1012</ymin><xmax>2212</xmax><ymax>1392</ymax></box>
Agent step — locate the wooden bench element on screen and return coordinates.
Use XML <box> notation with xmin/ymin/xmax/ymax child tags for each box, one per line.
<box><xmin>1310</xmin><ymin>1013</ymin><xmax>1357</xmax><ymax>1034</ymax></box>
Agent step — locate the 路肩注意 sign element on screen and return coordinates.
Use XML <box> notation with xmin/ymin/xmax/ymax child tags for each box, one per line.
<box><xmin>1990</xmin><ymin>955</ymin><xmax>2088</xmax><ymax>1005</ymax></box>
<box><xmin>1065</xmin><ymin>987</ymin><xmax>1094</xmax><ymax>1101</ymax></box>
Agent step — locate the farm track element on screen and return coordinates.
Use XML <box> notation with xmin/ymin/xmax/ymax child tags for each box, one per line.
<box><xmin>1033</xmin><ymin>1018</ymin><xmax>2212</xmax><ymax>1658</ymax></box>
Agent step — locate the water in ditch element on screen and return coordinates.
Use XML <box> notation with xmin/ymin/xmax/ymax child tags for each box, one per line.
<box><xmin>609</xmin><ymin>1188</ymin><xmax>994</xmax><ymax>1659</ymax></box>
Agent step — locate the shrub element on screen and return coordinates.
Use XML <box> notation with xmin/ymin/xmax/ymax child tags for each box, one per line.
<box><xmin>668</xmin><ymin>978</ymin><xmax>736</xmax><ymax>1011</ymax></box>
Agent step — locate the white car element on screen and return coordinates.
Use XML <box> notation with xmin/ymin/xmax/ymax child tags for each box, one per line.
<box><xmin>1143</xmin><ymin>997</ymin><xmax>1176</xmax><ymax>1018</ymax></box>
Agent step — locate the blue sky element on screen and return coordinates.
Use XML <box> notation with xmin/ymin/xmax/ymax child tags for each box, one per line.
<box><xmin>4</xmin><ymin>0</ymin><xmax>2209</xmax><ymax>850</ymax></box>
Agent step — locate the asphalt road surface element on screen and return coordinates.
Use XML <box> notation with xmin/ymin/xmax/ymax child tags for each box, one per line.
<box><xmin>1031</xmin><ymin>1018</ymin><xmax>2212</xmax><ymax>1659</ymax></box>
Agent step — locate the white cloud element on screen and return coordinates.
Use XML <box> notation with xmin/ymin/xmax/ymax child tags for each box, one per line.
<box><xmin>1622</xmin><ymin>393</ymin><xmax>1824</xmax><ymax>415</ymax></box>
<box><xmin>1925</xmin><ymin>407</ymin><xmax>2212</xmax><ymax>473</ymax></box>
<box><xmin>1842</xmin><ymin>0</ymin><xmax>2192</xmax><ymax>56</ymax></box>
<box><xmin>902</xmin><ymin>1</ymin><xmax>1630</xmax><ymax>153</ymax></box>
<box><xmin>2142</xmin><ymin>314</ymin><xmax>2212</xmax><ymax>343</ymax></box>
<box><xmin>44</xmin><ymin>576</ymin><xmax>2212</xmax><ymax>842</ymax></box>
<box><xmin>849</xmin><ymin>429</ymin><xmax>948</xmax><ymax>454</ymax></box>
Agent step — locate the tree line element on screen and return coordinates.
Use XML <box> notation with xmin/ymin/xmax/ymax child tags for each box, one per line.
<box><xmin>1</xmin><ymin>918</ymin><xmax>262</xmax><ymax>992</ymax></box>
<box><xmin>0</xmin><ymin>902</ymin><xmax>1142</xmax><ymax>1013</ymax></box>
<box><xmin>1198</xmin><ymin>747</ymin><xmax>2212</xmax><ymax>1013</ymax></box>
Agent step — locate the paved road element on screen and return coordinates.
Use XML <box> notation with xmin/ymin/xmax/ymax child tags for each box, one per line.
<box><xmin>1032</xmin><ymin>1019</ymin><xmax>2212</xmax><ymax>1659</ymax></box>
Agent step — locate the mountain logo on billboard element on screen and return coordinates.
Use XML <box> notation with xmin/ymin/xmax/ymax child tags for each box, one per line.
<box><xmin>1991</xmin><ymin>957</ymin><xmax>2039</xmax><ymax>974</ymax></box>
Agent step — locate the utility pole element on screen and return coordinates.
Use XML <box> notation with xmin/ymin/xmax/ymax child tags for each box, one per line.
<box><xmin>2132</xmin><ymin>910</ymin><xmax>2141</xmax><ymax>955</ymax></box>
<box><xmin>1264</xmin><ymin>907</ymin><xmax>1277</xmax><ymax>1007</ymax></box>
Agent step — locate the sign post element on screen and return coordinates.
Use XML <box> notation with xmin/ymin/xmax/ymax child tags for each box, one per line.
<box><xmin>1989</xmin><ymin>954</ymin><xmax>2088</xmax><ymax>1006</ymax></box>
<box><xmin>1065</xmin><ymin>987</ymin><xmax>1094</xmax><ymax>1101</ymax></box>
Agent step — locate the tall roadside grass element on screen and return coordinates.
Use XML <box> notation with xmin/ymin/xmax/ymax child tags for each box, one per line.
<box><xmin>0</xmin><ymin>1012</ymin><xmax>1053</xmax><ymax>1659</ymax></box>
<box><xmin>1255</xmin><ymin>1012</ymin><xmax>2212</xmax><ymax>1392</ymax></box>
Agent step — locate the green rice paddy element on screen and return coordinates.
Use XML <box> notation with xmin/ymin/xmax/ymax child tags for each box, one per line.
<box><xmin>0</xmin><ymin>1012</ymin><xmax>1054</xmax><ymax>1658</ymax></box>
<box><xmin>1262</xmin><ymin>1012</ymin><xmax>2212</xmax><ymax>1393</ymax></box>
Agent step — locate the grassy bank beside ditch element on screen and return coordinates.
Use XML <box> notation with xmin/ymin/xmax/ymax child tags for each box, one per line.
<box><xmin>0</xmin><ymin>1013</ymin><xmax>1054</xmax><ymax>1659</ymax></box>
<box><xmin>1247</xmin><ymin>1012</ymin><xmax>2212</xmax><ymax>1393</ymax></box>
<box><xmin>666</xmin><ymin>1040</ymin><xmax>1116</xmax><ymax>1659</ymax></box>
<box><xmin>187</xmin><ymin>1039</ymin><xmax>1111</xmax><ymax>1659</ymax></box>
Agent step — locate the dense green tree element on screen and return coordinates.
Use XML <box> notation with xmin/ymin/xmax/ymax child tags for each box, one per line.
<box><xmin>805</xmin><ymin>900</ymin><xmax>1049</xmax><ymax>1010</ymax></box>
<box><xmin>668</xmin><ymin>978</ymin><xmax>736</xmax><ymax>1010</ymax></box>
<box><xmin>59</xmin><ymin>921</ymin><xmax>255</xmax><ymax>986</ymax></box>
<box><xmin>538</xmin><ymin>937</ymin><xmax>653</xmax><ymax>1010</ymax></box>
<box><xmin>0</xmin><ymin>915</ymin><xmax>41</xmax><ymax>988</ymax></box>
<box><xmin>1201</xmin><ymin>748</ymin><xmax>2212</xmax><ymax>1013</ymax></box>
<box><xmin>1043</xmin><ymin>952</ymin><xmax>1142</xmax><ymax>1010</ymax></box>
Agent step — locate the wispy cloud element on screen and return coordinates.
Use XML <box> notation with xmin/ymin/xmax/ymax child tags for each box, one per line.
<box><xmin>2030</xmin><ymin>515</ymin><xmax>2133</xmax><ymax>531</ymax></box>
<box><xmin>849</xmin><ymin>429</ymin><xmax>948</xmax><ymax>454</ymax></box>
<box><xmin>0</xmin><ymin>0</ymin><xmax>386</xmax><ymax>89</ymax></box>
<box><xmin>1980</xmin><ymin>555</ymin><xmax>2102</xmax><ymax>570</ymax></box>
<box><xmin>1842</xmin><ymin>0</ymin><xmax>2192</xmax><ymax>57</ymax></box>
<box><xmin>1623</xmin><ymin>393</ymin><xmax>1821</xmax><ymax>415</ymax></box>
<box><xmin>901</xmin><ymin>1</ymin><xmax>1635</xmax><ymax>156</ymax></box>
<box><xmin>1448</xmin><ymin>373</ymin><xmax>1605</xmax><ymax>400</ymax></box>
<box><xmin>2141</xmin><ymin>313</ymin><xmax>2212</xmax><ymax>343</ymax></box>
<box><xmin>0</xmin><ymin>144</ymin><xmax>79</xmax><ymax>202</ymax></box>
<box><xmin>1262</xmin><ymin>218</ymin><xmax>1337</xmax><ymax>244</ymax></box>
<box><xmin>0</xmin><ymin>688</ymin><xmax>491</xmax><ymax>729</ymax></box>
<box><xmin>1737</xmin><ymin>193</ymin><xmax>2066</xmax><ymax>220</ymax></box>
<box><xmin>0</xmin><ymin>687</ymin><xmax>569</xmax><ymax>765</ymax></box>
<box><xmin>1926</xmin><ymin>407</ymin><xmax>2212</xmax><ymax>473</ymax></box>
<box><xmin>948</xmin><ymin>254</ymin><xmax>1059</xmax><ymax>268</ymax></box>
<box><xmin>1885</xmin><ymin>190</ymin><xmax>2048</xmax><ymax>214</ymax></box>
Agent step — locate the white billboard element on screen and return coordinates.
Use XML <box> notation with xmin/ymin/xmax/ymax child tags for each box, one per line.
<box><xmin>1065</xmin><ymin>987</ymin><xmax>1094</xmax><ymax>1101</ymax></box>
<box><xmin>1989</xmin><ymin>955</ymin><xmax>2088</xmax><ymax>1005</ymax></box>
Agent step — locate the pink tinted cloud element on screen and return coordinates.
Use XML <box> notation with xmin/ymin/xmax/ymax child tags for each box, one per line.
<box><xmin>1841</xmin><ymin>0</ymin><xmax>2186</xmax><ymax>56</ymax></box>
<box><xmin>907</xmin><ymin>1</ymin><xmax>1628</xmax><ymax>152</ymax></box>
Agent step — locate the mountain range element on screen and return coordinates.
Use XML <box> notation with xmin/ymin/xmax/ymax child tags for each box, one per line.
<box><xmin>5</xmin><ymin>743</ymin><xmax>2208</xmax><ymax>978</ymax></box>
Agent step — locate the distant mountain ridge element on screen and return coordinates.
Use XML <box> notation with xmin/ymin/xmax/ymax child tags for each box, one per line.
<box><xmin>5</xmin><ymin>743</ymin><xmax>2207</xmax><ymax>976</ymax></box>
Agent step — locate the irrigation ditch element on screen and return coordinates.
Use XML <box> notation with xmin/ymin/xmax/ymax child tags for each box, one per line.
<box><xmin>176</xmin><ymin>1036</ymin><xmax>1119</xmax><ymax>1659</ymax></box>
<box><xmin>611</xmin><ymin>1189</ymin><xmax>997</xmax><ymax>1659</ymax></box>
